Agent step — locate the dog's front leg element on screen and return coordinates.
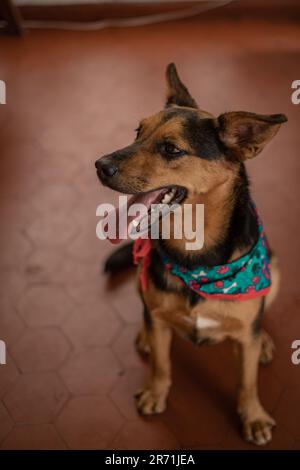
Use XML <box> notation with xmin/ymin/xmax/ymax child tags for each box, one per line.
<box><xmin>135</xmin><ymin>312</ymin><xmax>172</xmax><ymax>415</ymax></box>
<box><xmin>237</xmin><ymin>334</ymin><xmax>275</xmax><ymax>446</ymax></box>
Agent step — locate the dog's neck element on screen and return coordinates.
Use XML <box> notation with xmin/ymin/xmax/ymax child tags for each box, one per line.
<box><xmin>157</xmin><ymin>163</ymin><xmax>258</xmax><ymax>269</ymax></box>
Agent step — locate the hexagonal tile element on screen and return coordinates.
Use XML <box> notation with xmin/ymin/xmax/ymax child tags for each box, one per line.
<box><xmin>1</xmin><ymin>424</ymin><xmax>67</xmax><ymax>450</ymax></box>
<box><xmin>30</xmin><ymin>182</ymin><xmax>79</xmax><ymax>215</ymax></box>
<box><xmin>0</xmin><ymin>229</ymin><xmax>33</xmax><ymax>269</ymax></box>
<box><xmin>55</xmin><ymin>396</ymin><xmax>123</xmax><ymax>449</ymax></box>
<box><xmin>0</xmin><ymin>298</ymin><xmax>25</xmax><ymax>347</ymax></box>
<box><xmin>110</xmin><ymin>280</ymin><xmax>143</xmax><ymax>324</ymax></box>
<box><xmin>63</xmin><ymin>301</ymin><xmax>121</xmax><ymax>349</ymax></box>
<box><xmin>26</xmin><ymin>211</ymin><xmax>79</xmax><ymax>247</ymax></box>
<box><xmin>0</xmin><ymin>402</ymin><xmax>13</xmax><ymax>443</ymax></box>
<box><xmin>67</xmin><ymin>227</ymin><xmax>105</xmax><ymax>264</ymax></box>
<box><xmin>23</xmin><ymin>248</ymin><xmax>64</xmax><ymax>284</ymax></box>
<box><xmin>113</xmin><ymin>325</ymin><xmax>144</xmax><ymax>369</ymax></box>
<box><xmin>11</xmin><ymin>328</ymin><xmax>70</xmax><ymax>373</ymax></box>
<box><xmin>59</xmin><ymin>347</ymin><xmax>122</xmax><ymax>395</ymax></box>
<box><xmin>66</xmin><ymin>275</ymin><xmax>108</xmax><ymax>306</ymax></box>
<box><xmin>4</xmin><ymin>372</ymin><xmax>69</xmax><ymax>424</ymax></box>
<box><xmin>0</xmin><ymin>267</ymin><xmax>27</xmax><ymax>301</ymax></box>
<box><xmin>18</xmin><ymin>285</ymin><xmax>75</xmax><ymax>327</ymax></box>
<box><xmin>110</xmin><ymin>368</ymin><xmax>146</xmax><ymax>420</ymax></box>
<box><xmin>0</xmin><ymin>354</ymin><xmax>20</xmax><ymax>399</ymax></box>
<box><xmin>110</xmin><ymin>421</ymin><xmax>180</xmax><ymax>450</ymax></box>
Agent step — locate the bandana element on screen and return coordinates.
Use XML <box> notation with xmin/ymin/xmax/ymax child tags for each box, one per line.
<box><xmin>133</xmin><ymin>207</ymin><xmax>271</xmax><ymax>301</ymax></box>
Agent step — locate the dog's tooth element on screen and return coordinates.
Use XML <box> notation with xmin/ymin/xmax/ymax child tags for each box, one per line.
<box><xmin>132</xmin><ymin>220</ymin><xmax>139</xmax><ymax>227</ymax></box>
<box><xmin>162</xmin><ymin>193</ymin><xmax>172</xmax><ymax>204</ymax></box>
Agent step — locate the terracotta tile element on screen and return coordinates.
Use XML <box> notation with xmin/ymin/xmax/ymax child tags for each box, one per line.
<box><xmin>0</xmin><ymin>298</ymin><xmax>25</xmax><ymax>347</ymax></box>
<box><xmin>293</xmin><ymin>440</ymin><xmax>300</xmax><ymax>450</ymax></box>
<box><xmin>113</xmin><ymin>325</ymin><xmax>145</xmax><ymax>369</ymax></box>
<box><xmin>67</xmin><ymin>226</ymin><xmax>107</xmax><ymax>265</ymax></box>
<box><xmin>55</xmin><ymin>396</ymin><xmax>123</xmax><ymax>449</ymax></box>
<box><xmin>62</xmin><ymin>301</ymin><xmax>121</xmax><ymax>349</ymax></box>
<box><xmin>110</xmin><ymin>421</ymin><xmax>180</xmax><ymax>450</ymax></box>
<box><xmin>0</xmin><ymin>229</ymin><xmax>32</xmax><ymax>269</ymax></box>
<box><xmin>10</xmin><ymin>328</ymin><xmax>71</xmax><ymax>373</ymax></box>
<box><xmin>65</xmin><ymin>275</ymin><xmax>108</xmax><ymax>306</ymax></box>
<box><xmin>23</xmin><ymin>247</ymin><xmax>67</xmax><ymax>284</ymax></box>
<box><xmin>0</xmin><ymin>402</ymin><xmax>13</xmax><ymax>443</ymax></box>
<box><xmin>59</xmin><ymin>347</ymin><xmax>122</xmax><ymax>395</ymax></box>
<box><xmin>274</xmin><ymin>386</ymin><xmax>300</xmax><ymax>439</ymax></box>
<box><xmin>17</xmin><ymin>285</ymin><xmax>75</xmax><ymax>327</ymax></box>
<box><xmin>0</xmin><ymin>139</ymin><xmax>49</xmax><ymax>198</ymax></box>
<box><xmin>3</xmin><ymin>372</ymin><xmax>69</xmax><ymax>424</ymax></box>
<box><xmin>0</xmin><ymin>268</ymin><xmax>27</xmax><ymax>303</ymax></box>
<box><xmin>0</xmin><ymin>354</ymin><xmax>20</xmax><ymax>399</ymax></box>
<box><xmin>53</xmin><ymin>254</ymin><xmax>101</xmax><ymax>286</ymax></box>
<box><xmin>1</xmin><ymin>424</ymin><xmax>67</xmax><ymax>450</ymax></box>
<box><xmin>110</xmin><ymin>368</ymin><xmax>147</xmax><ymax>420</ymax></box>
<box><xmin>110</xmin><ymin>279</ymin><xmax>143</xmax><ymax>324</ymax></box>
<box><xmin>25</xmin><ymin>211</ymin><xmax>79</xmax><ymax>247</ymax></box>
<box><xmin>29</xmin><ymin>181</ymin><xmax>79</xmax><ymax>215</ymax></box>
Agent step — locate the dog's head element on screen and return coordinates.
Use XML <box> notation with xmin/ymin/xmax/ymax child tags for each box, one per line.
<box><xmin>95</xmin><ymin>63</ymin><xmax>287</xmax><ymax>233</ymax></box>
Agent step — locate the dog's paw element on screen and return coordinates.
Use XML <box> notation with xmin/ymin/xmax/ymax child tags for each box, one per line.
<box><xmin>135</xmin><ymin>328</ymin><xmax>151</xmax><ymax>356</ymax></box>
<box><xmin>134</xmin><ymin>386</ymin><xmax>168</xmax><ymax>415</ymax></box>
<box><xmin>260</xmin><ymin>331</ymin><xmax>275</xmax><ymax>365</ymax></box>
<box><xmin>242</xmin><ymin>413</ymin><xmax>276</xmax><ymax>446</ymax></box>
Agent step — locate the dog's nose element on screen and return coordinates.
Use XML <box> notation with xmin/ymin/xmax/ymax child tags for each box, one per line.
<box><xmin>95</xmin><ymin>159</ymin><xmax>118</xmax><ymax>178</ymax></box>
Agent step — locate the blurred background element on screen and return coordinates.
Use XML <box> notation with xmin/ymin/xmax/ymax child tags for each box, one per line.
<box><xmin>0</xmin><ymin>0</ymin><xmax>300</xmax><ymax>450</ymax></box>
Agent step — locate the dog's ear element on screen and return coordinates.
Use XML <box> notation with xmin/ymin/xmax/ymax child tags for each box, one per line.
<box><xmin>165</xmin><ymin>63</ymin><xmax>198</xmax><ymax>109</ymax></box>
<box><xmin>217</xmin><ymin>111</ymin><xmax>287</xmax><ymax>160</ymax></box>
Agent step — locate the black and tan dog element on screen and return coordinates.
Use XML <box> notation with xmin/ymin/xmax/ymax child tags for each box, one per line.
<box><xmin>95</xmin><ymin>64</ymin><xmax>287</xmax><ymax>446</ymax></box>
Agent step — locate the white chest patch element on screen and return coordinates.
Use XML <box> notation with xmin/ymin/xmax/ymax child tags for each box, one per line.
<box><xmin>196</xmin><ymin>317</ymin><xmax>220</xmax><ymax>329</ymax></box>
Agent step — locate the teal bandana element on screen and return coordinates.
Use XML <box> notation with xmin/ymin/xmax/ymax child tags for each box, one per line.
<box><xmin>161</xmin><ymin>211</ymin><xmax>271</xmax><ymax>301</ymax></box>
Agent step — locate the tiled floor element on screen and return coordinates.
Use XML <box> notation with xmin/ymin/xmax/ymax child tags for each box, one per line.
<box><xmin>0</xmin><ymin>16</ymin><xmax>300</xmax><ymax>450</ymax></box>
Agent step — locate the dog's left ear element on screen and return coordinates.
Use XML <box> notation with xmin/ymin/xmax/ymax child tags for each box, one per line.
<box><xmin>217</xmin><ymin>111</ymin><xmax>287</xmax><ymax>160</ymax></box>
<box><xmin>165</xmin><ymin>63</ymin><xmax>198</xmax><ymax>109</ymax></box>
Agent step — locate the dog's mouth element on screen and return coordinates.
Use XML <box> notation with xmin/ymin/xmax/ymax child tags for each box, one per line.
<box><xmin>105</xmin><ymin>185</ymin><xmax>187</xmax><ymax>244</ymax></box>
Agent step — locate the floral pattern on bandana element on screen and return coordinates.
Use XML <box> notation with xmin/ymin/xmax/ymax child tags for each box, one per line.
<box><xmin>161</xmin><ymin>213</ymin><xmax>271</xmax><ymax>301</ymax></box>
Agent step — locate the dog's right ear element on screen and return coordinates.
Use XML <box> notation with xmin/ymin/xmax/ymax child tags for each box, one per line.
<box><xmin>165</xmin><ymin>63</ymin><xmax>198</xmax><ymax>109</ymax></box>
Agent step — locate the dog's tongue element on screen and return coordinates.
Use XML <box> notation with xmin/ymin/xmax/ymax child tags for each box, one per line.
<box><xmin>104</xmin><ymin>188</ymin><xmax>167</xmax><ymax>244</ymax></box>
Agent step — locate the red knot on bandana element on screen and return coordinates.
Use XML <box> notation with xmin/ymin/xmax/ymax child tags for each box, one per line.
<box><xmin>133</xmin><ymin>238</ymin><xmax>152</xmax><ymax>292</ymax></box>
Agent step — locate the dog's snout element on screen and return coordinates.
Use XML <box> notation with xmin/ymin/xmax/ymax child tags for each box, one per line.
<box><xmin>95</xmin><ymin>158</ymin><xmax>118</xmax><ymax>178</ymax></box>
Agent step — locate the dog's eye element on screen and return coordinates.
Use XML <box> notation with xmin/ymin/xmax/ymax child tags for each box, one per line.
<box><xmin>161</xmin><ymin>142</ymin><xmax>185</xmax><ymax>158</ymax></box>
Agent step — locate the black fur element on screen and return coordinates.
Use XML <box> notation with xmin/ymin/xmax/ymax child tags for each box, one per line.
<box><xmin>104</xmin><ymin>241</ymin><xmax>134</xmax><ymax>274</ymax></box>
<box><xmin>183</xmin><ymin>116</ymin><xmax>224</xmax><ymax>160</ymax></box>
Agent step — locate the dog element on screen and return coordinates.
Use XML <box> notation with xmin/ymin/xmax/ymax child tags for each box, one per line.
<box><xmin>95</xmin><ymin>64</ymin><xmax>287</xmax><ymax>446</ymax></box>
